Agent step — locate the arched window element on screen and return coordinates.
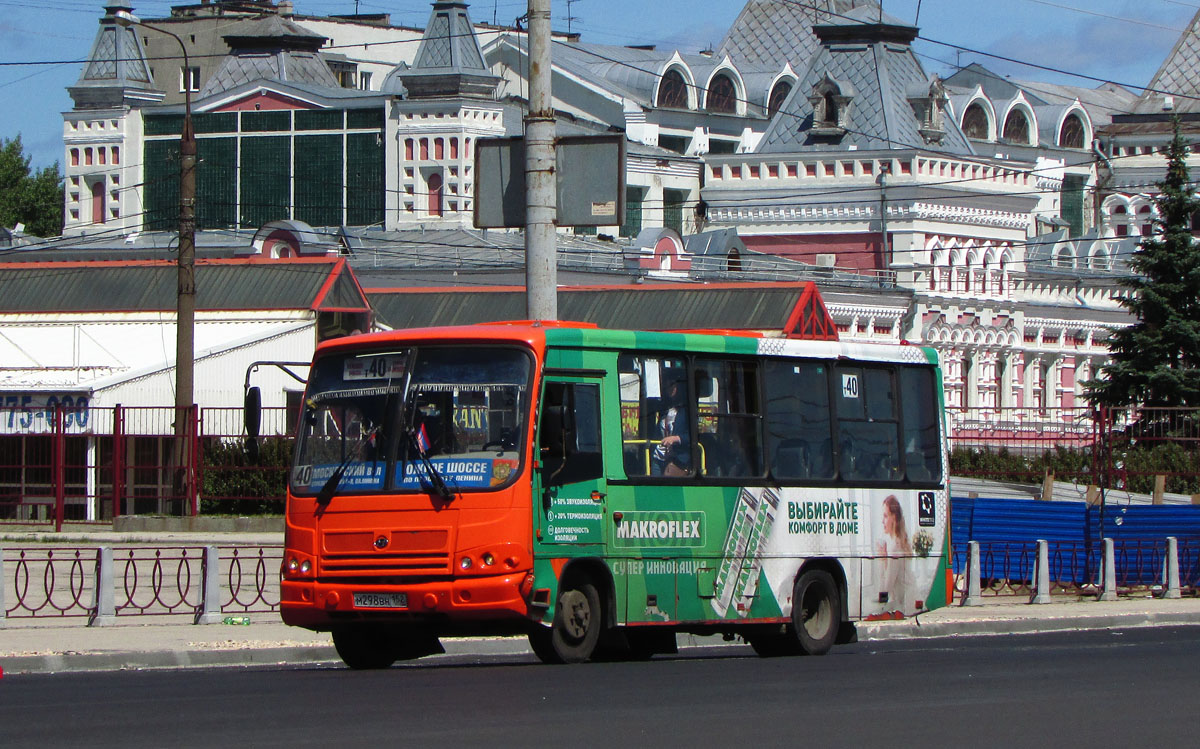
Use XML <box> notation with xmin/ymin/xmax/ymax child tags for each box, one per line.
<box><xmin>962</xmin><ymin>103</ymin><xmax>989</xmax><ymax>140</ymax></box>
<box><xmin>707</xmin><ymin>74</ymin><xmax>737</xmax><ymax>113</ymax></box>
<box><xmin>658</xmin><ymin>69</ymin><xmax>689</xmax><ymax>109</ymax></box>
<box><xmin>823</xmin><ymin>92</ymin><xmax>839</xmax><ymax>126</ymax></box>
<box><xmin>1002</xmin><ymin>110</ymin><xmax>1030</xmax><ymax>145</ymax></box>
<box><xmin>767</xmin><ymin>80</ymin><xmax>792</xmax><ymax>118</ymax></box>
<box><xmin>727</xmin><ymin>248</ymin><xmax>742</xmax><ymax>272</ymax></box>
<box><xmin>1054</xmin><ymin>246</ymin><xmax>1073</xmax><ymax>268</ymax></box>
<box><xmin>1139</xmin><ymin>205</ymin><xmax>1153</xmax><ymax>237</ymax></box>
<box><xmin>428</xmin><ymin>172</ymin><xmax>444</xmax><ymax>217</ymax></box>
<box><xmin>1059</xmin><ymin>113</ymin><xmax>1085</xmax><ymax>149</ymax></box>
<box><xmin>1112</xmin><ymin>204</ymin><xmax>1128</xmax><ymax>237</ymax></box>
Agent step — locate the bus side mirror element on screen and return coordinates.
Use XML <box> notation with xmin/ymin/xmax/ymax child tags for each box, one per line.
<box><xmin>244</xmin><ymin>386</ymin><xmax>262</xmax><ymax>461</ymax></box>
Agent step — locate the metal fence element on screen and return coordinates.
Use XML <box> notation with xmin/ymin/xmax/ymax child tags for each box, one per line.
<box><xmin>0</xmin><ymin>544</ymin><xmax>281</xmax><ymax>623</ymax></box>
<box><xmin>950</xmin><ymin>537</ymin><xmax>1200</xmax><ymax>600</ymax></box>
<box><xmin>0</xmin><ymin>404</ymin><xmax>293</xmax><ymax>528</ymax></box>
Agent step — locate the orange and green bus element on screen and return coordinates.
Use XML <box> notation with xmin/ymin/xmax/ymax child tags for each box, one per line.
<box><xmin>276</xmin><ymin>321</ymin><xmax>950</xmax><ymax>667</ymax></box>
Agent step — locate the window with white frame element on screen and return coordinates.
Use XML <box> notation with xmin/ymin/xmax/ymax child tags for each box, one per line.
<box><xmin>180</xmin><ymin>66</ymin><xmax>200</xmax><ymax>93</ymax></box>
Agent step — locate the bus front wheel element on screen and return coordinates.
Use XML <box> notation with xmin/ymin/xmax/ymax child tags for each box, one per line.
<box><xmin>528</xmin><ymin>625</ymin><xmax>562</xmax><ymax>664</ymax></box>
<box><xmin>333</xmin><ymin>626</ymin><xmax>399</xmax><ymax>670</ymax></box>
<box><xmin>791</xmin><ymin>570</ymin><xmax>839</xmax><ymax>656</ymax></box>
<box><xmin>551</xmin><ymin>581</ymin><xmax>603</xmax><ymax>663</ymax></box>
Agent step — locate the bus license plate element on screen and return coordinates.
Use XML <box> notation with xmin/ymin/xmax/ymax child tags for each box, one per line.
<box><xmin>353</xmin><ymin>592</ymin><xmax>408</xmax><ymax>609</ymax></box>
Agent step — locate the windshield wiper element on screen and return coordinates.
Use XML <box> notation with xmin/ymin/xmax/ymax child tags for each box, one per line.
<box><xmin>407</xmin><ymin>428</ymin><xmax>454</xmax><ymax>502</ymax></box>
<box><xmin>315</xmin><ymin>424</ymin><xmax>382</xmax><ymax>506</ymax></box>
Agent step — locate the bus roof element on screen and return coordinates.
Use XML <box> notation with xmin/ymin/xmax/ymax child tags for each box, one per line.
<box><xmin>317</xmin><ymin>321</ymin><xmax>939</xmax><ymax>367</ymax></box>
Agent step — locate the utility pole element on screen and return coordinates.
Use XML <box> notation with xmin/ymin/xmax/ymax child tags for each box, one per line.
<box><xmin>115</xmin><ymin>10</ymin><xmax>196</xmax><ymax>511</ymax></box>
<box><xmin>525</xmin><ymin>0</ymin><xmax>557</xmax><ymax>320</ymax></box>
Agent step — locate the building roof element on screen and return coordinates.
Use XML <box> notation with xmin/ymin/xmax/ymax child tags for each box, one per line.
<box><xmin>944</xmin><ymin>64</ymin><xmax>1137</xmax><ymax>129</ymax></box>
<box><xmin>717</xmin><ymin>0</ymin><xmax>873</xmax><ymax>70</ymax></box>
<box><xmin>1137</xmin><ymin>8</ymin><xmax>1200</xmax><ymax>114</ymax></box>
<box><xmin>196</xmin><ymin>12</ymin><xmax>340</xmax><ymax>98</ymax></box>
<box><xmin>366</xmin><ymin>282</ymin><xmax>833</xmax><ymax>331</ymax></box>
<box><xmin>387</xmin><ymin>1</ymin><xmax>500</xmax><ymax>98</ymax></box>
<box><xmin>755</xmin><ymin>8</ymin><xmax>974</xmax><ymax>155</ymax></box>
<box><xmin>0</xmin><ymin>258</ymin><xmax>368</xmax><ymax>313</ymax></box>
<box><xmin>68</xmin><ymin>2</ymin><xmax>164</xmax><ymax>109</ymax></box>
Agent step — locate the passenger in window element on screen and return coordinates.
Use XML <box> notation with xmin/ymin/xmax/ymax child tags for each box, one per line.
<box><xmin>651</xmin><ymin>371</ymin><xmax>691</xmax><ymax>477</ymax></box>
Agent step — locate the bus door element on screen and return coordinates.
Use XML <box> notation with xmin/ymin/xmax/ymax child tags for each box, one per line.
<box><xmin>535</xmin><ymin>377</ymin><xmax>607</xmax><ymax>551</ymax></box>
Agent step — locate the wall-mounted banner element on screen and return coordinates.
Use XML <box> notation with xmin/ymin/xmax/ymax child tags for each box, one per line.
<box><xmin>0</xmin><ymin>393</ymin><xmax>92</xmax><ymax>435</ymax></box>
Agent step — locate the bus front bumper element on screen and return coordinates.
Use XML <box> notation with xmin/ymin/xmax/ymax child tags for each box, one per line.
<box><xmin>280</xmin><ymin>572</ymin><xmax>533</xmax><ymax>630</ymax></box>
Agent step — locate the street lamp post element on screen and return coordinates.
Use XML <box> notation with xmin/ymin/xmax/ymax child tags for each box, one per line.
<box><xmin>115</xmin><ymin>11</ymin><xmax>197</xmax><ymax>512</ymax></box>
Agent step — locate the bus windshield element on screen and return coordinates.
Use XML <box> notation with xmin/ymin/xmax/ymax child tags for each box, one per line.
<box><xmin>291</xmin><ymin>346</ymin><xmax>532</xmax><ymax>497</ymax></box>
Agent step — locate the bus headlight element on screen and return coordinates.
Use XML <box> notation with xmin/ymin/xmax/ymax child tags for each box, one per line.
<box><xmin>300</xmin><ymin>559</ymin><xmax>311</xmax><ymax>574</ymax></box>
<box><xmin>460</xmin><ymin>556</ymin><xmax>473</xmax><ymax>570</ymax></box>
<box><xmin>481</xmin><ymin>552</ymin><xmax>495</xmax><ymax>566</ymax></box>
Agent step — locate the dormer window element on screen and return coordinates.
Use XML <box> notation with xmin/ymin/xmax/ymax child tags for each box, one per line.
<box><xmin>658</xmin><ymin>69</ymin><xmax>689</xmax><ymax>109</ymax></box>
<box><xmin>1059</xmin><ymin>113</ymin><xmax>1085</xmax><ymax>149</ymax></box>
<box><xmin>706</xmin><ymin>73</ymin><xmax>737</xmax><ymax>113</ymax></box>
<box><xmin>824</xmin><ymin>93</ymin><xmax>839</xmax><ymax>124</ymax></box>
<box><xmin>1003</xmin><ymin>109</ymin><xmax>1032</xmax><ymax>145</ymax></box>
<box><xmin>909</xmin><ymin>76</ymin><xmax>948</xmax><ymax>144</ymax></box>
<box><xmin>808</xmin><ymin>75</ymin><xmax>853</xmax><ymax>137</ymax></box>
<box><xmin>767</xmin><ymin>79</ymin><xmax>793</xmax><ymax>118</ymax></box>
<box><xmin>962</xmin><ymin>102</ymin><xmax>989</xmax><ymax>140</ymax></box>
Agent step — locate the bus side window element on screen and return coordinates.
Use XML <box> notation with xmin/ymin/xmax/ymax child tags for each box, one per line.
<box><xmin>618</xmin><ymin>354</ymin><xmax>692</xmax><ymax>480</ymax></box>
<box><xmin>694</xmin><ymin>358</ymin><xmax>764</xmax><ymax>478</ymax></box>
<box><xmin>763</xmin><ymin>360</ymin><xmax>834</xmax><ymax>481</ymax></box>
<box><xmin>835</xmin><ymin>366</ymin><xmax>901</xmax><ymax>483</ymax></box>
<box><xmin>540</xmin><ymin>382</ymin><xmax>602</xmax><ymax>486</ymax></box>
<box><xmin>900</xmin><ymin>367</ymin><xmax>943</xmax><ymax>483</ymax></box>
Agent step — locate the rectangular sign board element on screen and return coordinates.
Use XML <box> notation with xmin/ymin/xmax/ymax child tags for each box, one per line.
<box><xmin>473</xmin><ymin>134</ymin><xmax>626</xmax><ymax>228</ymax></box>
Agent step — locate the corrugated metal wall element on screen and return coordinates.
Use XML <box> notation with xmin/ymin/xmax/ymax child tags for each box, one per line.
<box><xmin>295</xmin><ymin>134</ymin><xmax>343</xmax><ymax>228</ymax></box>
<box><xmin>952</xmin><ymin>495</ymin><xmax>1200</xmax><ymax>585</ymax></box>
<box><xmin>240</xmin><ymin>136</ymin><xmax>290</xmax><ymax>228</ymax></box>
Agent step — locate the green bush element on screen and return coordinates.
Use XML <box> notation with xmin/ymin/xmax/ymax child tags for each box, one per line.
<box><xmin>952</xmin><ymin>443</ymin><xmax>1200</xmax><ymax>496</ymax></box>
<box><xmin>200</xmin><ymin>436</ymin><xmax>292</xmax><ymax>515</ymax></box>
<box><xmin>1114</xmin><ymin>442</ymin><xmax>1200</xmax><ymax>496</ymax></box>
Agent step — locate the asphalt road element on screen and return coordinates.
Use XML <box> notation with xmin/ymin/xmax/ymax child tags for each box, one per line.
<box><xmin>3</xmin><ymin>627</ymin><xmax>1197</xmax><ymax>747</ymax></box>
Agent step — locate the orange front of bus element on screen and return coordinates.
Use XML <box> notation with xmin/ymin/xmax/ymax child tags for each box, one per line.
<box><xmin>279</xmin><ymin>336</ymin><xmax>540</xmax><ymax>667</ymax></box>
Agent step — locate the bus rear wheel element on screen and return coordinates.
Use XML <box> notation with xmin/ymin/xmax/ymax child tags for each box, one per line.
<box><xmin>747</xmin><ymin>632</ymin><xmax>801</xmax><ymax>657</ymax></box>
<box><xmin>791</xmin><ymin>570</ymin><xmax>839</xmax><ymax>656</ymax></box>
<box><xmin>551</xmin><ymin>581</ymin><xmax>603</xmax><ymax>663</ymax></box>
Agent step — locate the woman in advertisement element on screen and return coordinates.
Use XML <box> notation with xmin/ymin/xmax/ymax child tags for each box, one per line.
<box><xmin>876</xmin><ymin>494</ymin><xmax>912</xmax><ymax>615</ymax></box>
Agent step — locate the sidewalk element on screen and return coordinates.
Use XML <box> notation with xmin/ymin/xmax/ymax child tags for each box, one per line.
<box><xmin>3</xmin><ymin>596</ymin><xmax>1198</xmax><ymax>675</ymax></box>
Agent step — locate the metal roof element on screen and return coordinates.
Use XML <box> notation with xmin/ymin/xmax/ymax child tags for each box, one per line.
<box><xmin>368</xmin><ymin>284</ymin><xmax>812</xmax><ymax>331</ymax></box>
<box><xmin>0</xmin><ymin>259</ymin><xmax>366</xmax><ymax>313</ymax></box>
<box><xmin>756</xmin><ymin>10</ymin><xmax>973</xmax><ymax>156</ymax></box>
<box><xmin>717</xmin><ymin>0</ymin><xmax>871</xmax><ymax>70</ymax></box>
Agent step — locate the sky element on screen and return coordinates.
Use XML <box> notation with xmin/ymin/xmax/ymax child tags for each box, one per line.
<box><xmin>0</xmin><ymin>0</ymin><xmax>1195</xmax><ymax>171</ymax></box>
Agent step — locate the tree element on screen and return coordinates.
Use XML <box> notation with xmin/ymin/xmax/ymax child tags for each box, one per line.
<box><xmin>0</xmin><ymin>136</ymin><xmax>63</xmax><ymax>237</ymax></box>
<box><xmin>1086</xmin><ymin>117</ymin><xmax>1200</xmax><ymax>410</ymax></box>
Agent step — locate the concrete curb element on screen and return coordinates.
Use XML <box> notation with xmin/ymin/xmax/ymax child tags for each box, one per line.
<box><xmin>5</xmin><ymin>613</ymin><xmax>1200</xmax><ymax>675</ymax></box>
<box><xmin>860</xmin><ymin>610</ymin><xmax>1200</xmax><ymax>641</ymax></box>
<box><xmin>1</xmin><ymin>646</ymin><xmax>340</xmax><ymax>676</ymax></box>
<box><xmin>0</xmin><ymin>637</ymin><xmax>540</xmax><ymax>676</ymax></box>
